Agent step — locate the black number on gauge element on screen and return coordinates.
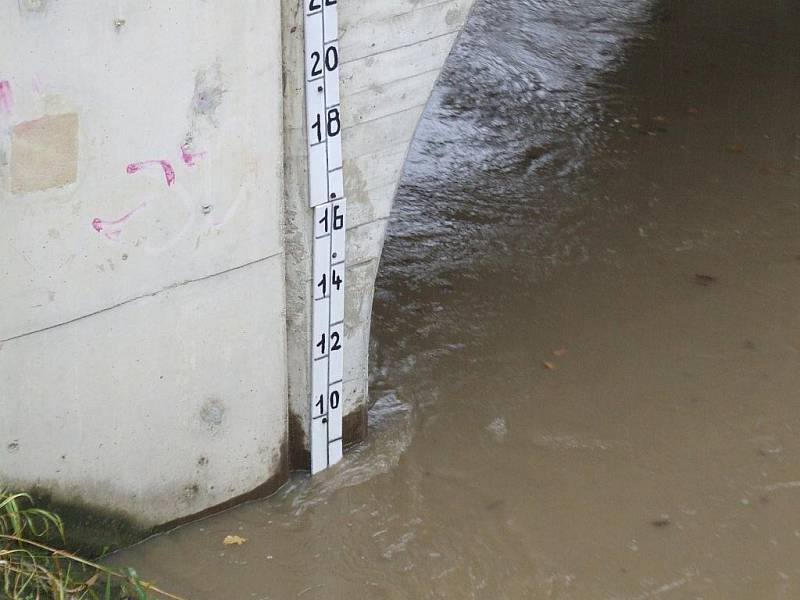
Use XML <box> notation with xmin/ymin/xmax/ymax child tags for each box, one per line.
<box><xmin>331</xmin><ymin>269</ymin><xmax>342</xmax><ymax>291</ymax></box>
<box><xmin>330</xmin><ymin>331</ymin><xmax>341</xmax><ymax>351</ymax></box>
<box><xmin>326</xmin><ymin>108</ymin><xmax>341</xmax><ymax>137</ymax></box>
<box><xmin>311</xmin><ymin>47</ymin><xmax>338</xmax><ymax>77</ymax></box>
<box><xmin>308</xmin><ymin>0</ymin><xmax>321</xmax><ymax>11</ymax></box>
<box><xmin>325</xmin><ymin>46</ymin><xmax>339</xmax><ymax>71</ymax></box>
<box><xmin>311</xmin><ymin>113</ymin><xmax>322</xmax><ymax>142</ymax></box>
<box><xmin>332</xmin><ymin>203</ymin><xmax>344</xmax><ymax>230</ymax></box>
<box><xmin>310</xmin><ymin>52</ymin><xmax>322</xmax><ymax>77</ymax></box>
<box><xmin>317</xmin><ymin>273</ymin><xmax>327</xmax><ymax>297</ymax></box>
<box><xmin>318</xmin><ymin>207</ymin><xmax>330</xmax><ymax>233</ymax></box>
<box><xmin>316</xmin><ymin>333</ymin><xmax>326</xmax><ymax>355</ymax></box>
<box><xmin>329</xmin><ymin>390</ymin><xmax>340</xmax><ymax>409</ymax></box>
<box><xmin>312</xmin><ymin>109</ymin><xmax>340</xmax><ymax>141</ymax></box>
<box><xmin>315</xmin><ymin>394</ymin><xmax>325</xmax><ymax>415</ymax></box>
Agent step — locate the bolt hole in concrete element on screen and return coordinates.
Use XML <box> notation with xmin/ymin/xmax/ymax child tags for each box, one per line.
<box><xmin>115</xmin><ymin>0</ymin><xmax>800</xmax><ymax>597</ymax></box>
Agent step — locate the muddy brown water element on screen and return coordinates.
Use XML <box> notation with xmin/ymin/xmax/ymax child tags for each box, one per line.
<box><xmin>116</xmin><ymin>0</ymin><xmax>800</xmax><ymax>597</ymax></box>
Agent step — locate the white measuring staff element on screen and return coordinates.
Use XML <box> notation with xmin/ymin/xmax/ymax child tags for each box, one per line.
<box><xmin>304</xmin><ymin>0</ymin><xmax>345</xmax><ymax>474</ymax></box>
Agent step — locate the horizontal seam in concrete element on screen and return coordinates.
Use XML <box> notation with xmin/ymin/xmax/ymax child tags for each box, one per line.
<box><xmin>1</xmin><ymin>252</ymin><xmax>283</xmax><ymax>344</ymax></box>
<box><xmin>345</xmin><ymin>139</ymin><xmax>410</xmax><ymax>160</ymax></box>
<box><xmin>346</xmin><ymin>103</ymin><xmax>426</xmax><ymax>130</ymax></box>
<box><xmin>358</xmin><ymin>179</ymin><xmax>401</xmax><ymax>197</ymax></box>
<box><xmin>343</xmin><ymin>65</ymin><xmax>445</xmax><ymax>97</ymax></box>
<box><xmin>344</xmin><ymin>147</ymin><xmax>413</xmax><ymax>166</ymax></box>
<box><xmin>347</xmin><ymin>215</ymin><xmax>390</xmax><ymax>233</ymax></box>
<box><xmin>341</xmin><ymin>29</ymin><xmax>460</xmax><ymax>65</ymax></box>
<box><xmin>346</xmin><ymin>256</ymin><xmax>380</xmax><ymax>270</ymax></box>
<box><xmin>342</xmin><ymin>0</ymin><xmax>458</xmax><ymax>26</ymax></box>
<box><xmin>344</xmin><ymin>141</ymin><xmax>416</xmax><ymax>162</ymax></box>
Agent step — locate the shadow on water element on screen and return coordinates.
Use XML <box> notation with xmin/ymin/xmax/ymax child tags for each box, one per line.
<box><xmin>118</xmin><ymin>0</ymin><xmax>800</xmax><ymax>597</ymax></box>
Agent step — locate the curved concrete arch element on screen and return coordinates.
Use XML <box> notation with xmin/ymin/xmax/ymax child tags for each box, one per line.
<box><xmin>283</xmin><ymin>0</ymin><xmax>477</xmax><ymax>468</ymax></box>
<box><xmin>0</xmin><ymin>0</ymin><xmax>475</xmax><ymax>542</ymax></box>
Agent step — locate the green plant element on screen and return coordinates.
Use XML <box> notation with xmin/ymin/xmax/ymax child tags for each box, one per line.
<box><xmin>0</xmin><ymin>490</ymin><xmax>184</xmax><ymax>600</ymax></box>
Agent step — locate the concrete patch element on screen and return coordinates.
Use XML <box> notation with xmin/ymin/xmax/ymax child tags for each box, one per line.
<box><xmin>199</xmin><ymin>397</ymin><xmax>226</xmax><ymax>432</ymax></box>
<box><xmin>18</xmin><ymin>0</ymin><xmax>48</xmax><ymax>13</ymax></box>
<box><xmin>191</xmin><ymin>65</ymin><xmax>224</xmax><ymax>122</ymax></box>
<box><xmin>445</xmin><ymin>6</ymin><xmax>463</xmax><ymax>26</ymax></box>
<box><xmin>10</xmin><ymin>113</ymin><xmax>79</xmax><ymax>193</ymax></box>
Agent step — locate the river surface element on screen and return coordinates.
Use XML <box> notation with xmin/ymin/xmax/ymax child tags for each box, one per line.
<box><xmin>119</xmin><ymin>0</ymin><xmax>800</xmax><ymax>597</ymax></box>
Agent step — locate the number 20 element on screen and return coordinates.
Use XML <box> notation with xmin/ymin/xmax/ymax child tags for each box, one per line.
<box><xmin>310</xmin><ymin>46</ymin><xmax>339</xmax><ymax>77</ymax></box>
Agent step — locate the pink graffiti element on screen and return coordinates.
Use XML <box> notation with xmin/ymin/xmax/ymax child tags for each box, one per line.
<box><xmin>126</xmin><ymin>159</ymin><xmax>175</xmax><ymax>186</ymax></box>
<box><xmin>180</xmin><ymin>143</ymin><xmax>206</xmax><ymax>166</ymax></box>
<box><xmin>0</xmin><ymin>81</ymin><xmax>12</xmax><ymax>115</ymax></box>
<box><xmin>91</xmin><ymin>202</ymin><xmax>146</xmax><ymax>240</ymax></box>
<box><xmin>31</xmin><ymin>76</ymin><xmax>43</xmax><ymax>97</ymax></box>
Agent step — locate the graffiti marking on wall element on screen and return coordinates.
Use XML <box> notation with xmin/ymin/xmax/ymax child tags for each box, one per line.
<box><xmin>180</xmin><ymin>143</ymin><xmax>206</xmax><ymax>167</ymax></box>
<box><xmin>126</xmin><ymin>159</ymin><xmax>176</xmax><ymax>186</ymax></box>
<box><xmin>0</xmin><ymin>81</ymin><xmax>12</xmax><ymax>115</ymax></box>
<box><xmin>91</xmin><ymin>202</ymin><xmax>147</xmax><ymax>240</ymax></box>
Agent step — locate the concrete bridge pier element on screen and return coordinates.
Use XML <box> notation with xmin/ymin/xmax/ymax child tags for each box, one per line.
<box><xmin>0</xmin><ymin>0</ymin><xmax>474</xmax><ymax>545</ymax></box>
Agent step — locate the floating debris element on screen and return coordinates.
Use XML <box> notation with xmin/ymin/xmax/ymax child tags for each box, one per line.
<box><xmin>486</xmin><ymin>416</ymin><xmax>508</xmax><ymax>441</ymax></box>
<box><xmin>651</xmin><ymin>515</ymin><xmax>671</xmax><ymax>527</ymax></box>
<box><xmin>692</xmin><ymin>273</ymin><xmax>716</xmax><ymax>286</ymax></box>
<box><xmin>223</xmin><ymin>535</ymin><xmax>248</xmax><ymax>546</ymax></box>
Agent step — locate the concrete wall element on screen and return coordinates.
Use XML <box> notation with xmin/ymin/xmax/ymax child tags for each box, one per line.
<box><xmin>0</xmin><ymin>1</ymin><xmax>288</xmax><ymax>529</ymax></box>
<box><xmin>1</xmin><ymin>0</ymin><xmax>474</xmax><ymax>533</ymax></box>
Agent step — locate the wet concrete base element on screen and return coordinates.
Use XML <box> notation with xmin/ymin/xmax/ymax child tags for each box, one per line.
<box><xmin>33</xmin><ymin>444</ymin><xmax>290</xmax><ymax>557</ymax></box>
<box><xmin>289</xmin><ymin>408</ymin><xmax>367</xmax><ymax>471</ymax></box>
<box><xmin>30</xmin><ymin>491</ymin><xmax>150</xmax><ymax>557</ymax></box>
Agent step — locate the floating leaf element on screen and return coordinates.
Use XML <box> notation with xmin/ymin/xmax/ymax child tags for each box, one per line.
<box><xmin>223</xmin><ymin>534</ymin><xmax>248</xmax><ymax>546</ymax></box>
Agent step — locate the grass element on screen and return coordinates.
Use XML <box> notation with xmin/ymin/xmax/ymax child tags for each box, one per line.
<box><xmin>0</xmin><ymin>490</ymin><xmax>186</xmax><ymax>600</ymax></box>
